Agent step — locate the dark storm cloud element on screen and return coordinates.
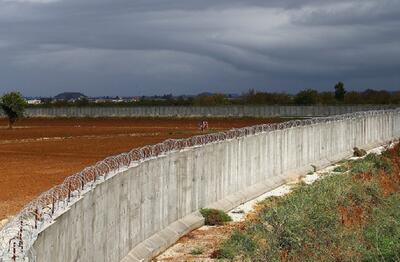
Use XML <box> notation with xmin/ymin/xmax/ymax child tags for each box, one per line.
<box><xmin>0</xmin><ymin>0</ymin><xmax>399</xmax><ymax>96</ymax></box>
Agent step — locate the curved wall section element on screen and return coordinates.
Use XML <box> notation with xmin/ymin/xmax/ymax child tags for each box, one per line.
<box><xmin>1</xmin><ymin>110</ymin><xmax>399</xmax><ymax>262</ymax></box>
<box><xmin>9</xmin><ymin>105</ymin><xmax>398</xmax><ymax>118</ymax></box>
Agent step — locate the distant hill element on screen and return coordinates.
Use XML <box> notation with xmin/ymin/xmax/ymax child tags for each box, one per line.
<box><xmin>54</xmin><ymin>92</ymin><xmax>87</xmax><ymax>100</ymax></box>
<box><xmin>197</xmin><ymin>92</ymin><xmax>216</xmax><ymax>97</ymax></box>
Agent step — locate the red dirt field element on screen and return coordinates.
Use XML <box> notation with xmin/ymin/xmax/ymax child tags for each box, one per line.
<box><xmin>0</xmin><ymin>117</ymin><xmax>286</xmax><ymax>220</ymax></box>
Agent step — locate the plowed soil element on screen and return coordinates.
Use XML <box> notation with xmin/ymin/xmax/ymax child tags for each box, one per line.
<box><xmin>0</xmin><ymin>117</ymin><xmax>285</xmax><ymax>220</ymax></box>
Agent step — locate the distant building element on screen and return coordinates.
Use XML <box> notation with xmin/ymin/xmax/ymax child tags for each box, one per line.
<box><xmin>131</xmin><ymin>97</ymin><xmax>140</xmax><ymax>102</ymax></box>
<box><xmin>110</xmin><ymin>96</ymin><xmax>123</xmax><ymax>103</ymax></box>
<box><xmin>94</xmin><ymin>98</ymin><xmax>107</xmax><ymax>103</ymax></box>
<box><xmin>26</xmin><ymin>99</ymin><xmax>42</xmax><ymax>105</ymax></box>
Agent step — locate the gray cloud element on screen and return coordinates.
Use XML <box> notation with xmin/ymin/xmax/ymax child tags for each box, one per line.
<box><xmin>0</xmin><ymin>0</ymin><xmax>399</xmax><ymax>96</ymax></box>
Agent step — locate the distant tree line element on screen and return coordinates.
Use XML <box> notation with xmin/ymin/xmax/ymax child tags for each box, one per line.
<box><xmin>241</xmin><ymin>83</ymin><xmax>399</xmax><ymax>105</ymax></box>
<box><xmin>29</xmin><ymin>83</ymin><xmax>399</xmax><ymax>107</ymax></box>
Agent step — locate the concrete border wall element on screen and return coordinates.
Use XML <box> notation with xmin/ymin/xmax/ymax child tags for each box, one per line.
<box><xmin>24</xmin><ymin>110</ymin><xmax>400</xmax><ymax>262</ymax></box>
<box><xmin>9</xmin><ymin>105</ymin><xmax>398</xmax><ymax>118</ymax></box>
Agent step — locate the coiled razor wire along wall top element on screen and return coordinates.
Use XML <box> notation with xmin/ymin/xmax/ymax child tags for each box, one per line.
<box><xmin>0</xmin><ymin>109</ymin><xmax>398</xmax><ymax>261</ymax></box>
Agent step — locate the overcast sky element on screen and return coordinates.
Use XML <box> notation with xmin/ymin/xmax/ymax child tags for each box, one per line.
<box><xmin>0</xmin><ymin>0</ymin><xmax>399</xmax><ymax>96</ymax></box>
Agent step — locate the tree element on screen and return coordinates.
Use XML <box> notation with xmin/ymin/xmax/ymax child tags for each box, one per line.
<box><xmin>318</xmin><ymin>92</ymin><xmax>336</xmax><ymax>104</ymax></box>
<box><xmin>294</xmin><ymin>89</ymin><xmax>319</xmax><ymax>105</ymax></box>
<box><xmin>193</xmin><ymin>94</ymin><xmax>229</xmax><ymax>106</ymax></box>
<box><xmin>344</xmin><ymin>91</ymin><xmax>364</xmax><ymax>104</ymax></box>
<box><xmin>334</xmin><ymin>82</ymin><xmax>346</xmax><ymax>102</ymax></box>
<box><xmin>362</xmin><ymin>89</ymin><xmax>391</xmax><ymax>104</ymax></box>
<box><xmin>390</xmin><ymin>91</ymin><xmax>400</xmax><ymax>104</ymax></box>
<box><xmin>75</xmin><ymin>97</ymin><xmax>89</xmax><ymax>107</ymax></box>
<box><xmin>242</xmin><ymin>89</ymin><xmax>292</xmax><ymax>105</ymax></box>
<box><xmin>0</xmin><ymin>92</ymin><xmax>27</xmax><ymax>129</ymax></box>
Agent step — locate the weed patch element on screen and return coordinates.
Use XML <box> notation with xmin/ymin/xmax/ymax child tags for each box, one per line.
<box><xmin>200</xmin><ymin>208</ymin><xmax>232</xmax><ymax>226</ymax></box>
<box><xmin>190</xmin><ymin>246</ymin><xmax>204</xmax><ymax>255</ymax></box>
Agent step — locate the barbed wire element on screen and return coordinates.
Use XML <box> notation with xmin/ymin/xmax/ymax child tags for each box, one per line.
<box><xmin>0</xmin><ymin>109</ymin><xmax>398</xmax><ymax>261</ymax></box>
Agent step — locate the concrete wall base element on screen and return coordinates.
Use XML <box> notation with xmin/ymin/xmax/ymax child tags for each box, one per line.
<box><xmin>121</xmin><ymin>212</ymin><xmax>204</xmax><ymax>262</ymax></box>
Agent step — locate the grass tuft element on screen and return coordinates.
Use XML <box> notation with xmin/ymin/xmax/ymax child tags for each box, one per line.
<box><xmin>190</xmin><ymin>246</ymin><xmax>204</xmax><ymax>255</ymax></box>
<box><xmin>200</xmin><ymin>208</ymin><xmax>232</xmax><ymax>226</ymax></box>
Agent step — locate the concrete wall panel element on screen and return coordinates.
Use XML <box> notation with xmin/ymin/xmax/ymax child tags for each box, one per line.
<box><xmin>0</xmin><ymin>105</ymin><xmax>396</xmax><ymax>118</ymax></box>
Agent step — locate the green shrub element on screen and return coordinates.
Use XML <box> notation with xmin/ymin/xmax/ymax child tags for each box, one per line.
<box><xmin>364</xmin><ymin>153</ymin><xmax>392</xmax><ymax>173</ymax></box>
<box><xmin>200</xmin><ymin>208</ymin><xmax>232</xmax><ymax>226</ymax></box>
<box><xmin>350</xmin><ymin>153</ymin><xmax>392</xmax><ymax>173</ymax></box>
<box><xmin>349</xmin><ymin>153</ymin><xmax>391</xmax><ymax>174</ymax></box>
